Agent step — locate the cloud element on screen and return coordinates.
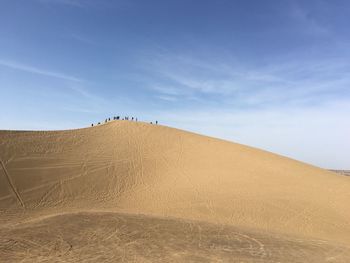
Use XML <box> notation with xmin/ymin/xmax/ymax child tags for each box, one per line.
<box><xmin>0</xmin><ymin>59</ymin><xmax>83</xmax><ymax>82</ymax></box>
<box><xmin>0</xmin><ymin>59</ymin><xmax>107</xmax><ymax>113</ymax></box>
<box><xmin>68</xmin><ymin>85</ymin><xmax>96</xmax><ymax>99</ymax></box>
<box><xmin>156</xmin><ymin>95</ymin><xmax>178</xmax><ymax>102</ymax></box>
<box><xmin>61</xmin><ymin>106</ymin><xmax>103</xmax><ymax>113</ymax></box>
<box><xmin>151</xmin><ymin>85</ymin><xmax>184</xmax><ymax>96</ymax></box>
<box><xmin>143</xmin><ymin>52</ymin><xmax>350</xmax><ymax>109</ymax></box>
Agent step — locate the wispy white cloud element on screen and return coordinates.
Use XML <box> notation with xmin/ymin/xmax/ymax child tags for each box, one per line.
<box><xmin>151</xmin><ymin>85</ymin><xmax>185</xmax><ymax>96</ymax></box>
<box><xmin>0</xmin><ymin>59</ymin><xmax>83</xmax><ymax>82</ymax></box>
<box><xmin>68</xmin><ymin>85</ymin><xmax>98</xmax><ymax>99</ymax></box>
<box><xmin>156</xmin><ymin>95</ymin><xmax>178</xmax><ymax>102</ymax></box>
<box><xmin>61</xmin><ymin>106</ymin><xmax>103</xmax><ymax>113</ymax></box>
<box><xmin>72</xmin><ymin>85</ymin><xmax>114</xmax><ymax>108</ymax></box>
<box><xmin>144</xmin><ymin>52</ymin><xmax>350</xmax><ymax>108</ymax></box>
<box><xmin>0</xmin><ymin>59</ymin><xmax>108</xmax><ymax>114</ymax></box>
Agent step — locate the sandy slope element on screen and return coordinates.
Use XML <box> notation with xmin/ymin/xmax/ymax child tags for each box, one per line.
<box><xmin>0</xmin><ymin>121</ymin><xmax>350</xmax><ymax>262</ymax></box>
<box><xmin>2</xmin><ymin>212</ymin><xmax>350</xmax><ymax>263</ymax></box>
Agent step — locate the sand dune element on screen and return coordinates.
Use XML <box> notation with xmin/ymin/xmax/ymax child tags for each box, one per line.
<box><xmin>1</xmin><ymin>121</ymin><xmax>350</xmax><ymax>262</ymax></box>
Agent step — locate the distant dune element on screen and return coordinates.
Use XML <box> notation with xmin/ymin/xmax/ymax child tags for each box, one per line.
<box><xmin>330</xmin><ymin>170</ymin><xmax>350</xmax><ymax>176</ymax></box>
<box><xmin>1</xmin><ymin>121</ymin><xmax>350</xmax><ymax>262</ymax></box>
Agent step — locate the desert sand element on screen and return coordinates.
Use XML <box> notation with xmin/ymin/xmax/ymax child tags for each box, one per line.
<box><xmin>0</xmin><ymin>121</ymin><xmax>349</xmax><ymax>262</ymax></box>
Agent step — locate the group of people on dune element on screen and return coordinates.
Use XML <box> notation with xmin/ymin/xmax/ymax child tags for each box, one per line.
<box><xmin>91</xmin><ymin>116</ymin><xmax>158</xmax><ymax>127</ymax></box>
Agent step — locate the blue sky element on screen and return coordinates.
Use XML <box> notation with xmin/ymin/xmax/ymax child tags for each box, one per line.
<box><xmin>0</xmin><ymin>0</ymin><xmax>349</xmax><ymax>168</ymax></box>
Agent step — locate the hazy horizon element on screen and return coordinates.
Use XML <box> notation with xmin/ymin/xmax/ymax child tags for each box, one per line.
<box><xmin>1</xmin><ymin>0</ymin><xmax>349</xmax><ymax>169</ymax></box>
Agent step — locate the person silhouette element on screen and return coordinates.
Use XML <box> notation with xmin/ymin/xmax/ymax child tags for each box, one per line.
<box><xmin>156</xmin><ymin>121</ymin><xmax>158</xmax><ymax>125</ymax></box>
<box><xmin>91</xmin><ymin>123</ymin><xmax>94</xmax><ymax>127</ymax></box>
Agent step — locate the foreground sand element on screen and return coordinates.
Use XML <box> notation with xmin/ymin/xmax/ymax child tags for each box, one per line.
<box><xmin>1</xmin><ymin>121</ymin><xmax>349</xmax><ymax>262</ymax></box>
